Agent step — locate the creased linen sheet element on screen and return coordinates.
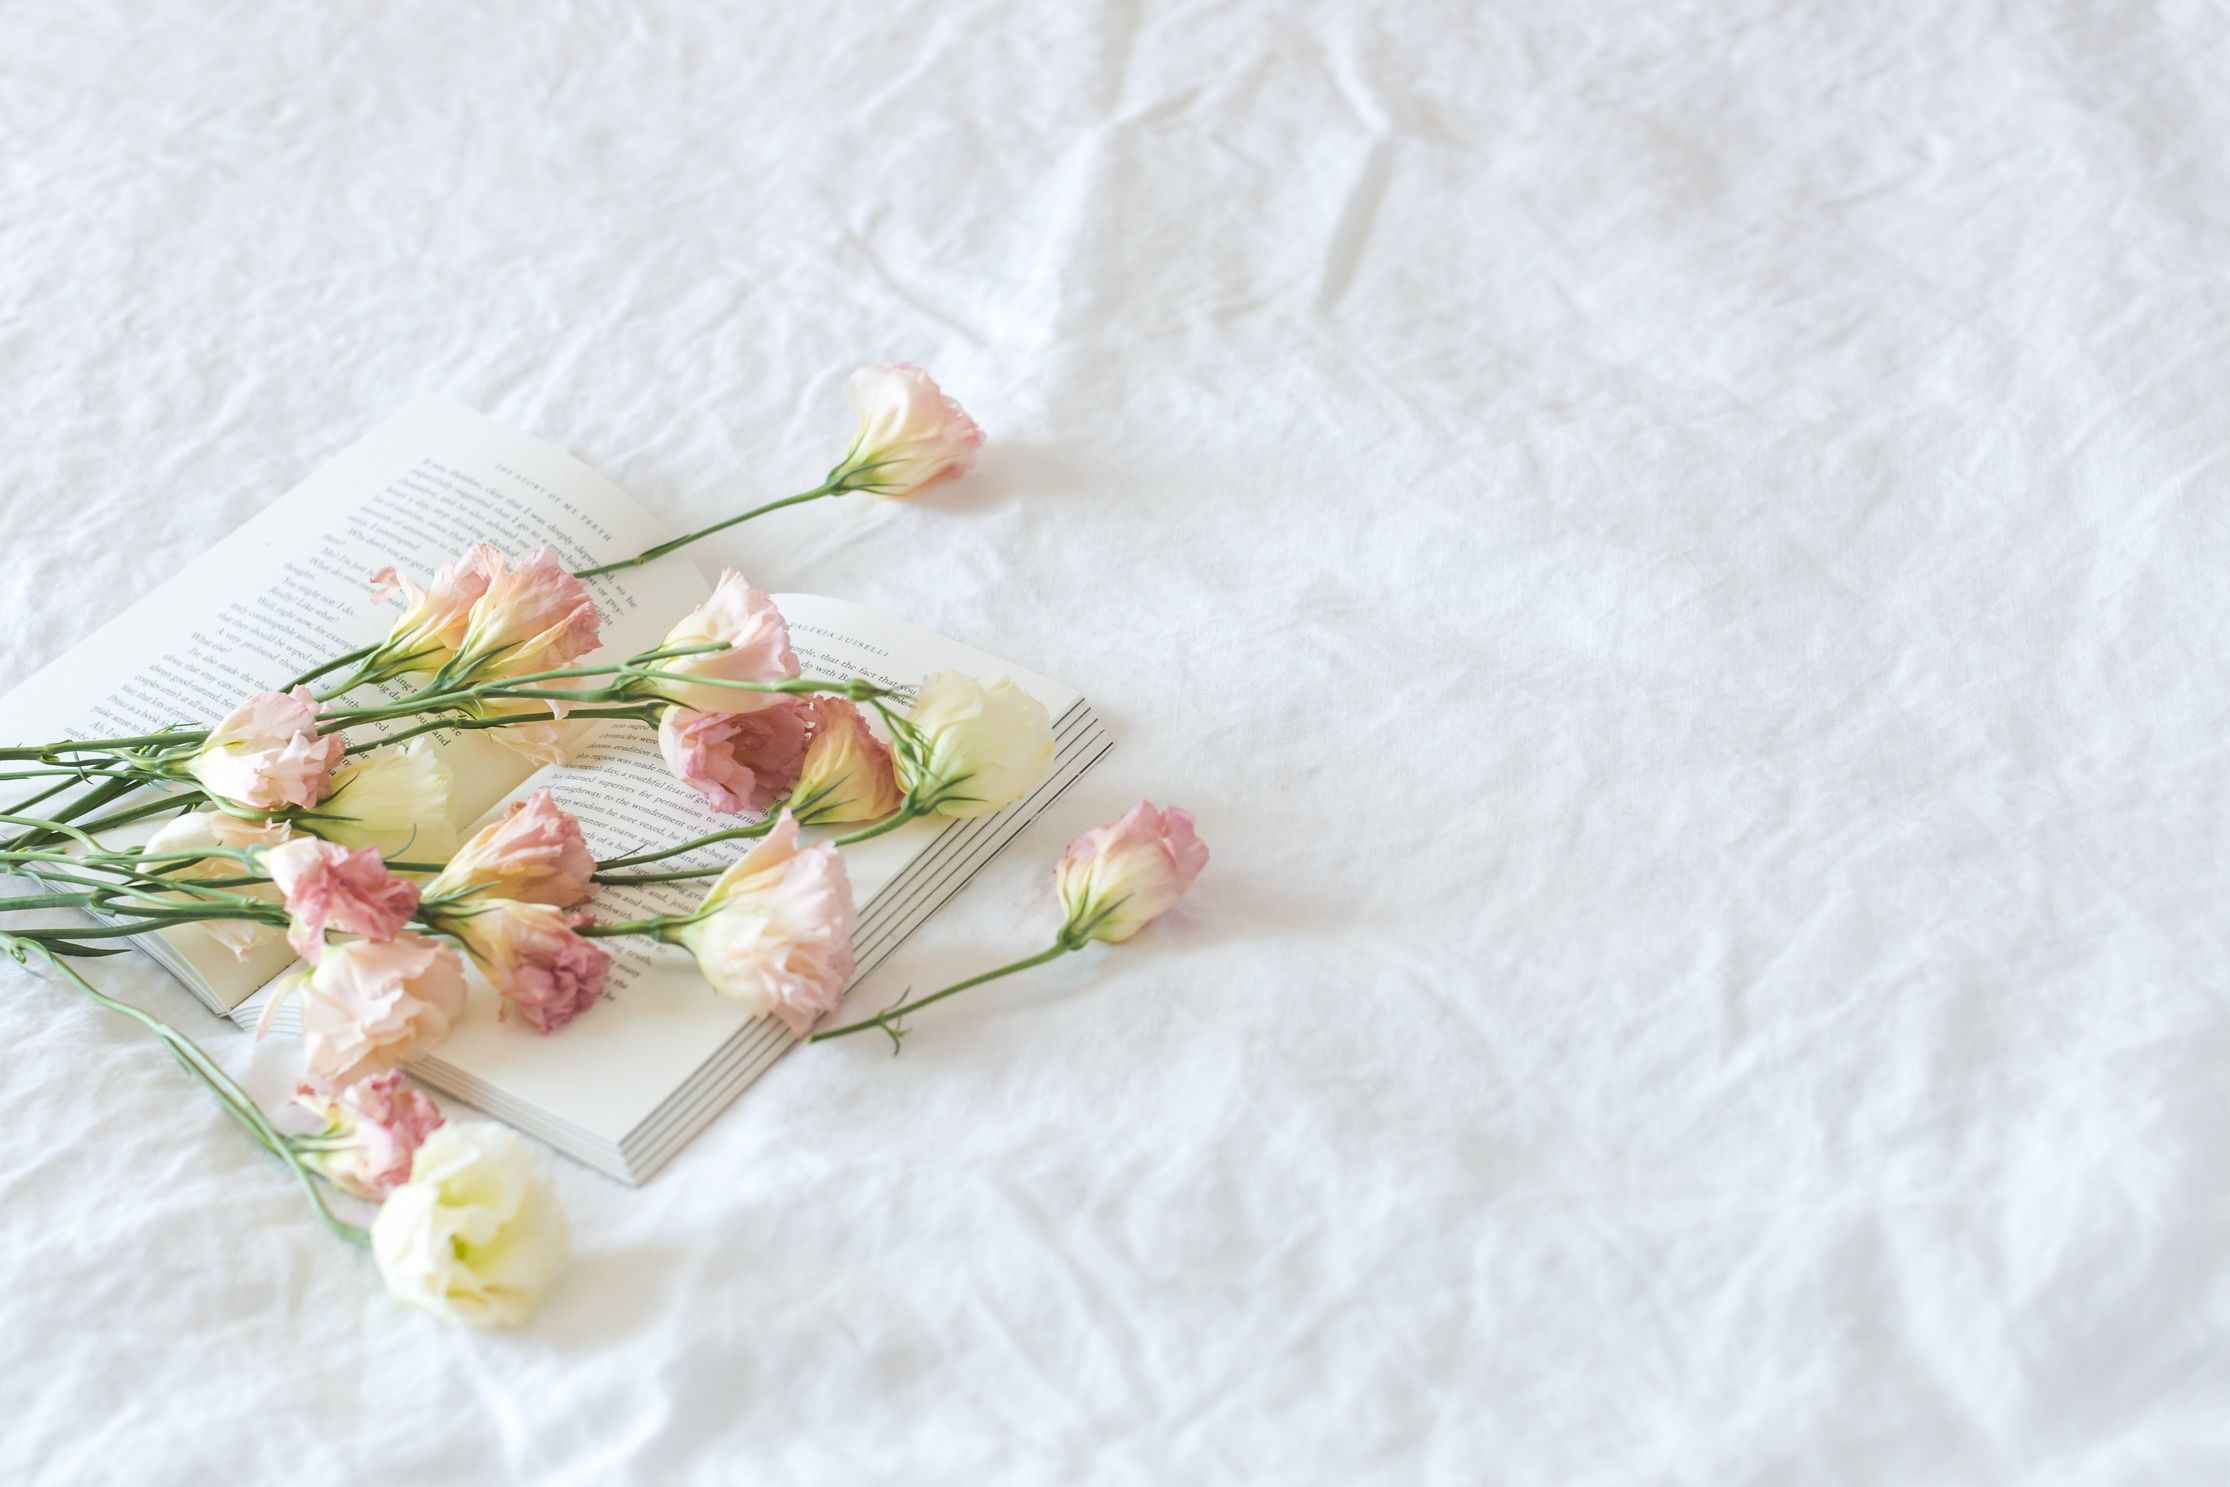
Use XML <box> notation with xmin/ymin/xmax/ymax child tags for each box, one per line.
<box><xmin>3</xmin><ymin>1</ymin><xmax>2227</xmax><ymax>1481</ymax></box>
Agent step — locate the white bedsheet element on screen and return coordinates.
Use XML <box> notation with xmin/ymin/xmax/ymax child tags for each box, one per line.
<box><xmin>4</xmin><ymin>2</ymin><xmax>2227</xmax><ymax>1481</ymax></box>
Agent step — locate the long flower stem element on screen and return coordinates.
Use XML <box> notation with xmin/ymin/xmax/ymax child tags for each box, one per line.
<box><xmin>809</xmin><ymin>942</ymin><xmax>1075</xmax><ymax>1047</ymax></box>
<box><xmin>1</xmin><ymin>935</ymin><xmax>370</xmax><ymax>1246</ymax></box>
<box><xmin>573</xmin><ymin>486</ymin><xmax>838</xmax><ymax>579</ymax></box>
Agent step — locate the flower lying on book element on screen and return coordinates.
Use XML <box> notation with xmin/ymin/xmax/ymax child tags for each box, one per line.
<box><xmin>1</xmin><ymin>361</ymin><xmax>1197</xmax><ymax>1331</ymax></box>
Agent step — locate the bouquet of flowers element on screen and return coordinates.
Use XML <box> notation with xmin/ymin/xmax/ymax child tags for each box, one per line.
<box><xmin>0</xmin><ymin>366</ymin><xmax>1205</xmax><ymax>1327</ymax></box>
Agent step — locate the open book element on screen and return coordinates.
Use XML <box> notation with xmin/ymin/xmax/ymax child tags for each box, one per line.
<box><xmin>0</xmin><ymin>399</ymin><xmax>1111</xmax><ymax>1183</ymax></box>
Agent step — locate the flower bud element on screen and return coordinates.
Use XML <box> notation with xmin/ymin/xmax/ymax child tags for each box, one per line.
<box><xmin>447</xmin><ymin>548</ymin><xmax>601</xmax><ymax>685</ymax></box>
<box><xmin>364</xmin><ymin>544</ymin><xmax>503</xmax><ymax>681</ymax></box>
<box><xmin>422</xmin><ymin>790</ymin><xmax>597</xmax><ymax>907</ymax></box>
<box><xmin>827</xmin><ymin>364</ymin><xmax>984</xmax><ymax>498</ymax></box>
<box><xmin>1055</xmin><ymin>802</ymin><xmax>1209</xmax><ymax>945</ymax></box>
<box><xmin>634</xmin><ymin>571</ymin><xmax>798</xmax><ymax>715</ymax></box>
<box><xmin>787</xmin><ymin>696</ymin><xmax>903</xmax><ymax>825</ymax></box>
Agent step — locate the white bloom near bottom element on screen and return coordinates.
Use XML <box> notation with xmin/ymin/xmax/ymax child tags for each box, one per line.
<box><xmin>372</xmin><ymin>1122</ymin><xmax>570</xmax><ymax>1328</ymax></box>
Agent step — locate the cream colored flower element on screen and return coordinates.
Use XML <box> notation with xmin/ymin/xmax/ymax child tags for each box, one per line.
<box><xmin>372</xmin><ymin>1122</ymin><xmax>570</xmax><ymax>1329</ymax></box>
<box><xmin>299</xmin><ymin>739</ymin><xmax>456</xmax><ymax>861</ymax></box>
<box><xmin>269</xmin><ymin>932</ymin><xmax>467</xmax><ymax>1093</ymax></box>
<box><xmin>895</xmin><ymin>672</ymin><xmax>1055</xmax><ymax>819</ymax></box>
<box><xmin>141</xmin><ymin>809</ymin><xmax>293</xmax><ymax>960</ymax></box>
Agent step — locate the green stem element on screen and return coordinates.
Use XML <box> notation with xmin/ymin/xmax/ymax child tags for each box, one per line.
<box><xmin>2</xmin><ymin>935</ymin><xmax>370</xmax><ymax>1246</ymax></box>
<box><xmin>573</xmin><ymin>486</ymin><xmax>837</xmax><ymax>579</ymax></box>
<box><xmin>830</xmin><ymin>806</ymin><xmax>922</xmax><ymax>847</ymax></box>
<box><xmin>285</xmin><ymin>642</ymin><xmax>379</xmax><ymax>694</ymax></box>
<box><xmin>809</xmin><ymin>942</ymin><xmax>1076</xmax><ymax>1046</ymax></box>
<box><xmin>596</xmin><ymin>820</ymin><xmax>778</xmax><ymax>872</ymax></box>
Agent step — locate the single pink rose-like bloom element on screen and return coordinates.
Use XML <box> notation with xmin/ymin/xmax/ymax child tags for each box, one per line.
<box><xmin>265</xmin><ymin>835</ymin><xmax>421</xmax><ymax>964</ymax></box>
<box><xmin>438</xmin><ymin>899</ymin><xmax>611</xmax><ymax>1034</ymax></box>
<box><xmin>184</xmin><ymin>686</ymin><xmax>346</xmax><ymax>811</ymax></box>
<box><xmin>367</xmin><ymin>543</ymin><xmax>504</xmax><ymax>677</ymax></box>
<box><xmin>291</xmin><ymin>1070</ymin><xmax>445</xmax><ymax>1200</ymax></box>
<box><xmin>830</xmin><ymin>363</ymin><xmax>984</xmax><ymax>498</ymax></box>
<box><xmin>671</xmin><ymin>812</ymin><xmax>856</xmax><ymax>1036</ymax></box>
<box><xmin>423</xmin><ymin>790</ymin><xmax>596</xmax><ymax>907</ymax></box>
<box><xmin>658</xmin><ymin>699</ymin><xmax>814</xmax><ymax>815</ymax></box>
<box><xmin>1055</xmin><ymin>802</ymin><xmax>1209</xmax><ymax>945</ymax></box>
<box><xmin>788</xmin><ymin>695</ymin><xmax>904</xmax><ymax>825</ymax></box>
<box><xmin>271</xmin><ymin>932</ymin><xmax>468</xmax><ymax>1093</ymax></box>
<box><xmin>451</xmin><ymin>548</ymin><xmax>602</xmax><ymax>686</ymax></box>
<box><xmin>636</xmin><ymin>570</ymin><xmax>799</xmax><ymax>715</ymax></box>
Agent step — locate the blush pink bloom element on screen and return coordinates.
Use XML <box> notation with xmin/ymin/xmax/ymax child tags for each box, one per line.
<box><xmin>436</xmin><ymin>899</ymin><xmax>611</xmax><ymax>1034</ymax></box>
<box><xmin>423</xmin><ymin>790</ymin><xmax>597</xmax><ymax>907</ymax></box>
<box><xmin>671</xmin><ymin>812</ymin><xmax>856</xmax><ymax>1036</ymax></box>
<box><xmin>291</xmin><ymin>1070</ymin><xmax>446</xmax><ymax>1201</ymax></box>
<box><xmin>367</xmin><ymin>543</ymin><xmax>504</xmax><ymax>678</ymax></box>
<box><xmin>269</xmin><ymin>932</ymin><xmax>468</xmax><ymax>1093</ymax></box>
<box><xmin>450</xmin><ymin>548</ymin><xmax>602</xmax><ymax>685</ymax></box>
<box><xmin>637</xmin><ymin>570</ymin><xmax>799</xmax><ymax>715</ymax></box>
<box><xmin>185</xmin><ymin>687</ymin><xmax>346</xmax><ymax>811</ymax></box>
<box><xmin>658</xmin><ymin>700</ymin><xmax>814</xmax><ymax>815</ymax></box>
<box><xmin>1055</xmin><ymin>802</ymin><xmax>1209</xmax><ymax>945</ymax></box>
<box><xmin>787</xmin><ymin>695</ymin><xmax>904</xmax><ymax>825</ymax></box>
<box><xmin>830</xmin><ymin>363</ymin><xmax>984</xmax><ymax>498</ymax></box>
<box><xmin>265</xmin><ymin>836</ymin><xmax>421</xmax><ymax>964</ymax></box>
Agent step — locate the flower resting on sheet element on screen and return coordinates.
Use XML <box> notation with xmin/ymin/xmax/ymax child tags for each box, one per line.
<box><xmin>266</xmin><ymin>836</ymin><xmax>421</xmax><ymax>964</ymax></box>
<box><xmin>372</xmin><ymin>1122</ymin><xmax>570</xmax><ymax>1328</ymax></box>
<box><xmin>141</xmin><ymin>809</ymin><xmax>294</xmax><ymax>960</ymax></box>
<box><xmin>893</xmin><ymin>672</ymin><xmax>1055</xmax><ymax>819</ymax></box>
<box><xmin>183</xmin><ymin>686</ymin><xmax>346</xmax><ymax>811</ymax></box>
<box><xmin>632</xmin><ymin>570</ymin><xmax>799</xmax><ymax>715</ymax></box>
<box><xmin>786</xmin><ymin>696</ymin><xmax>904</xmax><ymax>825</ymax></box>
<box><xmin>659</xmin><ymin>700</ymin><xmax>814</xmax><ymax>815</ymax></box>
<box><xmin>810</xmin><ymin>803</ymin><xmax>1209</xmax><ymax>1050</ymax></box>
<box><xmin>828</xmin><ymin>363</ymin><xmax>984</xmax><ymax>498</ymax></box>
<box><xmin>670</xmin><ymin>811</ymin><xmax>856</xmax><ymax>1035</ymax></box>
<box><xmin>290</xmin><ymin>1071</ymin><xmax>444</xmax><ymax>1201</ymax></box>
<box><xmin>266</xmin><ymin>931</ymin><xmax>468</xmax><ymax>1093</ymax></box>
<box><xmin>1056</xmin><ymin>802</ymin><xmax>1210</xmax><ymax>944</ymax></box>
<box><xmin>422</xmin><ymin>790</ymin><xmax>596</xmax><ymax>907</ymax></box>
<box><xmin>424</xmin><ymin>898</ymin><xmax>610</xmax><ymax>1034</ymax></box>
<box><xmin>297</xmin><ymin>739</ymin><xmax>457</xmax><ymax>862</ymax></box>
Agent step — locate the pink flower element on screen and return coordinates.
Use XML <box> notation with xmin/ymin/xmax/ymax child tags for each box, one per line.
<box><xmin>829</xmin><ymin>363</ymin><xmax>984</xmax><ymax>498</ymax></box>
<box><xmin>270</xmin><ymin>932</ymin><xmax>468</xmax><ymax>1093</ymax></box>
<box><xmin>635</xmin><ymin>570</ymin><xmax>799</xmax><ymax>715</ymax></box>
<box><xmin>434</xmin><ymin>899</ymin><xmax>611</xmax><ymax>1034</ymax></box>
<box><xmin>265</xmin><ymin>836</ymin><xmax>421</xmax><ymax>964</ymax></box>
<box><xmin>366</xmin><ymin>543</ymin><xmax>503</xmax><ymax>679</ymax></box>
<box><xmin>184</xmin><ymin>687</ymin><xmax>346</xmax><ymax>811</ymax></box>
<box><xmin>787</xmin><ymin>695</ymin><xmax>904</xmax><ymax>824</ymax></box>
<box><xmin>450</xmin><ymin>548</ymin><xmax>602</xmax><ymax>685</ymax></box>
<box><xmin>291</xmin><ymin>1070</ymin><xmax>445</xmax><ymax>1200</ymax></box>
<box><xmin>1055</xmin><ymin>802</ymin><xmax>1209</xmax><ymax>945</ymax></box>
<box><xmin>658</xmin><ymin>700</ymin><xmax>814</xmax><ymax>815</ymax></box>
<box><xmin>422</xmin><ymin>790</ymin><xmax>597</xmax><ymax>907</ymax></box>
<box><xmin>671</xmin><ymin>812</ymin><xmax>856</xmax><ymax>1036</ymax></box>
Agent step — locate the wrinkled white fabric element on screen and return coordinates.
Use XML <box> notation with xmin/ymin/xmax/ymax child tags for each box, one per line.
<box><xmin>4</xmin><ymin>2</ymin><xmax>2229</xmax><ymax>1482</ymax></box>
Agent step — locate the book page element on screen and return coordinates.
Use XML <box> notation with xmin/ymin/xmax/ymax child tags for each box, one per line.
<box><xmin>0</xmin><ymin>397</ymin><xmax>708</xmax><ymax>1006</ymax></box>
<box><xmin>377</xmin><ymin>596</ymin><xmax>1088</xmax><ymax>1150</ymax></box>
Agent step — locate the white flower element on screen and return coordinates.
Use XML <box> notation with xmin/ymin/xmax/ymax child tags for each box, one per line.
<box><xmin>300</xmin><ymin>739</ymin><xmax>456</xmax><ymax>861</ymax></box>
<box><xmin>372</xmin><ymin>1122</ymin><xmax>570</xmax><ymax>1329</ymax></box>
<box><xmin>896</xmin><ymin>672</ymin><xmax>1055</xmax><ymax>819</ymax></box>
<box><xmin>141</xmin><ymin>809</ymin><xmax>292</xmax><ymax>960</ymax></box>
